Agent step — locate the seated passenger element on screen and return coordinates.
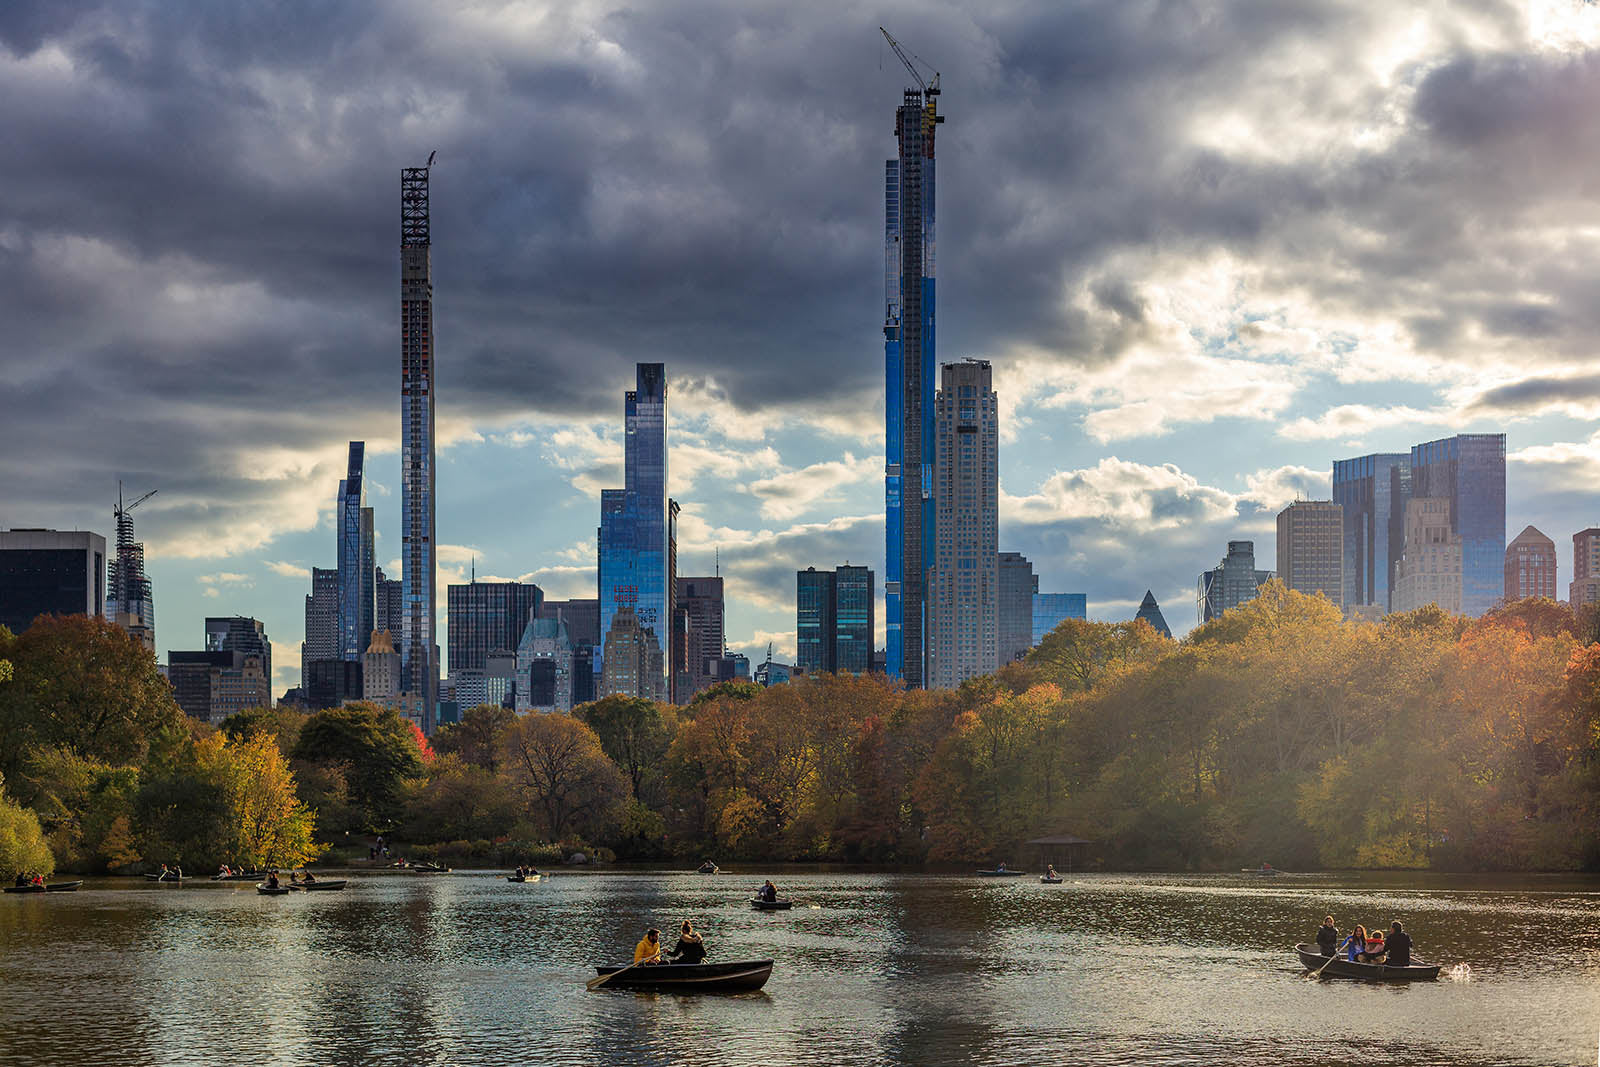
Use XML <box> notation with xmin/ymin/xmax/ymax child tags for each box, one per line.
<box><xmin>667</xmin><ymin>920</ymin><xmax>706</xmax><ymax>964</ymax></box>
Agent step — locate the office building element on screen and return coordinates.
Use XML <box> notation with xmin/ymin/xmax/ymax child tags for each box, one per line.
<box><xmin>453</xmin><ymin>649</ymin><xmax>517</xmax><ymax>711</ymax></box>
<box><xmin>707</xmin><ymin>653</ymin><xmax>750</xmax><ymax>684</ymax></box>
<box><xmin>884</xmin><ymin>66</ymin><xmax>943</xmax><ymax>690</ymax></box>
<box><xmin>1504</xmin><ymin>526</ymin><xmax>1557</xmax><ymax>603</ymax></box>
<box><xmin>796</xmin><ymin>567</ymin><xmax>836</xmax><ymax>675</ymax></box>
<box><xmin>375</xmin><ymin>566</ymin><xmax>403</xmax><ymax>641</ymax></box>
<box><xmin>541</xmin><ymin>598</ymin><xmax>600</xmax><ymax>705</ymax></box>
<box><xmin>205</xmin><ymin>616</ymin><xmax>271</xmax><ymax>690</ymax></box>
<box><xmin>1332</xmin><ymin>453</ymin><xmax>1409</xmax><ymax>612</ymax></box>
<box><xmin>1134</xmin><ymin>590</ymin><xmax>1172</xmax><ymax>638</ymax></box>
<box><xmin>754</xmin><ymin>650</ymin><xmax>797</xmax><ymax>688</ymax></box>
<box><xmin>1198</xmin><ymin>541</ymin><xmax>1273</xmax><ymax>623</ymax></box>
<box><xmin>447</xmin><ymin>580</ymin><xmax>543</xmax><ymax>674</ymax></box>
<box><xmin>516</xmin><ymin>615</ymin><xmax>573</xmax><ymax>713</ymax></box>
<box><xmin>997</xmin><ymin>552</ymin><xmax>1036</xmax><ymax>663</ymax></box>
<box><xmin>598</xmin><ymin>605</ymin><xmax>665</xmax><ymax>702</ymax></box>
<box><xmin>1570</xmin><ymin>528</ymin><xmax>1600</xmax><ymax>609</ymax></box>
<box><xmin>674</xmin><ymin>577</ymin><xmax>725</xmax><ymax>701</ymax></box>
<box><xmin>1276</xmin><ymin>501</ymin><xmax>1344</xmax><ymax>610</ymax></box>
<box><xmin>1392</xmin><ymin>498</ymin><xmax>1462</xmax><ymax>614</ymax></box>
<box><xmin>400</xmin><ymin>162</ymin><xmax>440</xmax><ymax>731</ymax></box>
<box><xmin>337</xmin><ymin>442</ymin><xmax>376</xmax><ymax>662</ymax></box>
<box><xmin>363</xmin><ymin>629</ymin><xmax>401</xmax><ymax>705</ymax></box>
<box><xmin>306</xmin><ymin>658</ymin><xmax>363</xmax><ymax>710</ymax></box>
<box><xmin>167</xmin><ymin>649</ymin><xmax>269</xmax><ymax>724</ymax></box>
<box><xmin>929</xmin><ymin>360</ymin><xmax>998</xmax><ymax>689</ymax></box>
<box><xmin>302</xmin><ymin>566</ymin><xmax>339</xmax><ymax>693</ymax></box>
<box><xmin>107</xmin><ymin>487</ymin><xmax>155</xmax><ymax>651</ymax></box>
<box><xmin>597</xmin><ymin>363</ymin><xmax>670</xmax><ymax>697</ymax></box>
<box><xmin>0</xmin><ymin>529</ymin><xmax>106</xmax><ymax>635</ymax></box>
<box><xmin>795</xmin><ymin>565</ymin><xmax>877</xmax><ymax>675</ymax></box>
<box><xmin>1032</xmin><ymin>593</ymin><xmax>1087</xmax><ymax>645</ymax></box>
<box><xmin>1408</xmin><ymin>434</ymin><xmax>1506</xmax><ymax>617</ymax></box>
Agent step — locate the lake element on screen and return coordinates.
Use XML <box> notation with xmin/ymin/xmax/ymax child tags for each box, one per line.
<box><xmin>0</xmin><ymin>868</ymin><xmax>1595</xmax><ymax>1065</ymax></box>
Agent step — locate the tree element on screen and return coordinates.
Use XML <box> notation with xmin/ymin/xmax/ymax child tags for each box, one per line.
<box><xmin>196</xmin><ymin>734</ymin><xmax>322</xmax><ymax>869</ymax></box>
<box><xmin>1026</xmin><ymin>617</ymin><xmax>1167</xmax><ymax>693</ymax></box>
<box><xmin>432</xmin><ymin>704</ymin><xmax>515</xmax><ymax>772</ymax></box>
<box><xmin>220</xmin><ymin>706</ymin><xmax>306</xmax><ymax>759</ymax></box>
<box><xmin>292</xmin><ymin>703</ymin><xmax>424</xmax><ymax>832</ymax></box>
<box><xmin>0</xmin><ymin>772</ymin><xmax>53</xmax><ymax>878</ymax></box>
<box><xmin>501</xmin><ymin>714</ymin><xmax>628</xmax><ymax>841</ymax></box>
<box><xmin>399</xmin><ymin>755</ymin><xmax>516</xmax><ymax>844</ymax></box>
<box><xmin>575</xmin><ymin>695</ymin><xmax>675</xmax><ymax>804</ymax></box>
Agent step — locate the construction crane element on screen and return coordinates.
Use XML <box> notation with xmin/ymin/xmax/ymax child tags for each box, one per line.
<box><xmin>116</xmin><ymin>482</ymin><xmax>157</xmax><ymax>524</ymax></box>
<box><xmin>880</xmin><ymin>27</ymin><xmax>940</xmax><ymax>98</ymax></box>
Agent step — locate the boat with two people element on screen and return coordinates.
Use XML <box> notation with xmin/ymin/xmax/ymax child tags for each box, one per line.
<box><xmin>257</xmin><ymin>870</ymin><xmax>293</xmax><ymax>896</ymax></box>
<box><xmin>590</xmin><ymin>921</ymin><xmax>771</xmax><ymax>993</ymax></box>
<box><xmin>506</xmin><ymin>866</ymin><xmax>542</xmax><ymax>883</ymax></box>
<box><xmin>5</xmin><ymin>874</ymin><xmax>81</xmax><ymax>894</ymax></box>
<box><xmin>977</xmin><ymin>863</ymin><xmax>1025</xmax><ymax>877</ymax></box>
<box><xmin>1040</xmin><ymin>864</ymin><xmax>1063</xmax><ymax>884</ymax></box>
<box><xmin>144</xmin><ymin>865</ymin><xmax>183</xmax><ymax>883</ymax></box>
<box><xmin>750</xmin><ymin>880</ymin><xmax>791</xmax><ymax>910</ymax></box>
<box><xmin>696</xmin><ymin>860</ymin><xmax>719</xmax><ymax>874</ymax></box>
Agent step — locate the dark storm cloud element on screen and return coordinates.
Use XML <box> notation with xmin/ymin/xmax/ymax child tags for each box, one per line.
<box><xmin>1467</xmin><ymin>372</ymin><xmax>1600</xmax><ymax>416</ymax></box>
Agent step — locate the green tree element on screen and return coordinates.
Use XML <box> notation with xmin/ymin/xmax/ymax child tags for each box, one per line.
<box><xmin>220</xmin><ymin>706</ymin><xmax>306</xmax><ymax>759</ymax></box>
<box><xmin>399</xmin><ymin>754</ymin><xmax>516</xmax><ymax>844</ymax></box>
<box><xmin>0</xmin><ymin>771</ymin><xmax>54</xmax><ymax>878</ymax></box>
<box><xmin>292</xmin><ymin>703</ymin><xmax>424</xmax><ymax>832</ymax></box>
<box><xmin>575</xmin><ymin>695</ymin><xmax>676</xmax><ymax>804</ymax></box>
<box><xmin>432</xmin><ymin>704</ymin><xmax>515</xmax><ymax>772</ymax></box>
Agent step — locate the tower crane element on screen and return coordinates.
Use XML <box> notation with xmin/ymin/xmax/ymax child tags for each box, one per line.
<box><xmin>880</xmin><ymin>27</ymin><xmax>940</xmax><ymax>98</ymax></box>
<box><xmin>116</xmin><ymin>483</ymin><xmax>157</xmax><ymax>523</ymax></box>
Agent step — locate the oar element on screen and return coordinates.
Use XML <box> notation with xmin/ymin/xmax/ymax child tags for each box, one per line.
<box><xmin>586</xmin><ymin>951</ymin><xmax>660</xmax><ymax>991</ymax></box>
<box><xmin>1311</xmin><ymin>942</ymin><xmax>1347</xmax><ymax>978</ymax></box>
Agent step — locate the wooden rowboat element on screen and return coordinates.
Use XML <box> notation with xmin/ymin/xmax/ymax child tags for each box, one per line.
<box><xmin>256</xmin><ymin>884</ymin><xmax>293</xmax><ymax>896</ymax></box>
<box><xmin>210</xmin><ymin>871</ymin><xmax>265</xmax><ymax>881</ymax></box>
<box><xmin>295</xmin><ymin>880</ymin><xmax>347</xmax><ymax>891</ymax></box>
<box><xmin>144</xmin><ymin>873</ymin><xmax>182</xmax><ymax>882</ymax></box>
<box><xmin>976</xmin><ymin>869</ymin><xmax>1025</xmax><ymax>877</ymax></box>
<box><xmin>506</xmin><ymin>874</ymin><xmax>542</xmax><ymax>883</ymax></box>
<box><xmin>749</xmin><ymin>898</ymin><xmax>792</xmax><ymax>910</ymax></box>
<box><xmin>409</xmin><ymin>864</ymin><xmax>451</xmax><ymax>874</ymax></box>
<box><xmin>1295</xmin><ymin>944</ymin><xmax>1440</xmax><ymax>981</ymax></box>
<box><xmin>45</xmin><ymin>881</ymin><xmax>82</xmax><ymax>892</ymax></box>
<box><xmin>592</xmin><ymin>959</ymin><xmax>773</xmax><ymax>992</ymax></box>
<box><xmin>4</xmin><ymin>884</ymin><xmax>45</xmax><ymax>894</ymax></box>
<box><xmin>1040</xmin><ymin>876</ymin><xmax>1063</xmax><ymax>884</ymax></box>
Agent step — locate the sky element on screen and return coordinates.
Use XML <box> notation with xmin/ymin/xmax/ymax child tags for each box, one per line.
<box><xmin>6</xmin><ymin>0</ymin><xmax>1600</xmax><ymax>697</ymax></box>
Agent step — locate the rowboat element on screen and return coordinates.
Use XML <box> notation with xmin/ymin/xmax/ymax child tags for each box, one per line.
<box><xmin>1241</xmin><ymin>867</ymin><xmax>1281</xmax><ymax>876</ymax></box>
<box><xmin>45</xmin><ymin>881</ymin><xmax>82</xmax><ymax>892</ymax></box>
<box><xmin>592</xmin><ymin>959</ymin><xmax>773</xmax><ymax>992</ymax></box>
<box><xmin>1295</xmin><ymin>944</ymin><xmax>1440</xmax><ymax>981</ymax></box>
<box><xmin>143</xmin><ymin>873</ymin><xmax>182</xmax><ymax>882</ymax></box>
<box><xmin>210</xmin><ymin>871</ymin><xmax>264</xmax><ymax>881</ymax></box>
<box><xmin>696</xmin><ymin>864</ymin><xmax>719</xmax><ymax>874</ymax></box>
<box><xmin>749</xmin><ymin>898</ymin><xmax>792</xmax><ymax>910</ymax></box>
<box><xmin>294</xmin><ymin>880</ymin><xmax>347</xmax><ymax>891</ymax></box>
<box><xmin>976</xmin><ymin>869</ymin><xmax>1025</xmax><ymax>877</ymax></box>
<box><xmin>409</xmin><ymin>864</ymin><xmax>451</xmax><ymax>874</ymax></box>
<box><xmin>506</xmin><ymin>874</ymin><xmax>542</xmax><ymax>883</ymax></box>
<box><xmin>1040</xmin><ymin>876</ymin><xmax>1063</xmax><ymax>884</ymax></box>
<box><xmin>4</xmin><ymin>884</ymin><xmax>45</xmax><ymax>894</ymax></box>
<box><xmin>256</xmin><ymin>884</ymin><xmax>293</xmax><ymax>896</ymax></box>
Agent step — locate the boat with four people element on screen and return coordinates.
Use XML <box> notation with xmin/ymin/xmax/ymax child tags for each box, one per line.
<box><xmin>592</xmin><ymin>959</ymin><xmax>773</xmax><ymax>992</ymax></box>
<box><xmin>1295</xmin><ymin>944</ymin><xmax>1441</xmax><ymax>981</ymax></box>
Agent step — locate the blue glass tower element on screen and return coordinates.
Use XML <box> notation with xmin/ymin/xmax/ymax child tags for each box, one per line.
<box><xmin>596</xmin><ymin>363</ymin><xmax>669</xmax><ymax>698</ymax></box>
<box><xmin>1332</xmin><ymin>452</ymin><xmax>1409</xmax><ymax>611</ymax></box>
<box><xmin>885</xmin><ymin>81</ymin><xmax>942</xmax><ymax>689</ymax></box>
<box><xmin>336</xmin><ymin>441</ymin><xmax>375</xmax><ymax>662</ymax></box>
<box><xmin>1410</xmin><ymin>433</ymin><xmax>1506</xmax><ymax>617</ymax></box>
<box><xmin>400</xmin><ymin>165</ymin><xmax>438</xmax><ymax>731</ymax></box>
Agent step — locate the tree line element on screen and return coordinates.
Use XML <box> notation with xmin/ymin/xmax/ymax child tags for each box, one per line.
<box><xmin>2</xmin><ymin>583</ymin><xmax>1598</xmax><ymax>875</ymax></box>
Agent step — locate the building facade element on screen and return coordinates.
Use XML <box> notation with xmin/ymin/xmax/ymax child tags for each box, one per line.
<box><xmin>447</xmin><ymin>581</ymin><xmax>543</xmax><ymax>675</ymax></box>
<box><xmin>929</xmin><ymin>360</ymin><xmax>999</xmax><ymax>689</ymax></box>
<box><xmin>1392</xmin><ymin>497</ymin><xmax>1462</xmax><ymax>614</ymax></box>
<box><xmin>400</xmin><ymin>163</ymin><xmax>439</xmax><ymax>731</ymax></box>
<box><xmin>597</xmin><ymin>363</ymin><xmax>670</xmax><ymax>698</ymax></box>
<box><xmin>1276</xmin><ymin>501</ymin><xmax>1344</xmax><ymax>610</ymax></box>
<box><xmin>997</xmin><ymin>552</ymin><xmax>1037</xmax><ymax>664</ymax></box>
<box><xmin>1504</xmin><ymin>526</ymin><xmax>1557</xmax><ymax>603</ymax></box>
<box><xmin>598</xmin><ymin>605</ymin><xmax>665</xmax><ymax>702</ymax></box>
<box><xmin>337</xmin><ymin>442</ymin><xmax>376</xmax><ymax>663</ymax></box>
<box><xmin>1197</xmin><ymin>541</ymin><xmax>1273</xmax><ymax>624</ymax></box>
<box><xmin>107</xmin><ymin>489</ymin><xmax>155</xmax><ymax>651</ymax></box>
<box><xmin>540</xmin><ymin>598</ymin><xmax>599</xmax><ymax>706</ymax></box>
<box><xmin>1409</xmin><ymin>433</ymin><xmax>1506</xmax><ymax>617</ymax></box>
<box><xmin>376</xmin><ymin>566</ymin><xmax>403</xmax><ymax>640</ymax></box>
<box><xmin>0</xmin><ymin>529</ymin><xmax>105</xmax><ymax>635</ymax></box>
<box><xmin>205</xmin><ymin>616</ymin><xmax>271</xmax><ymax>691</ymax></box>
<box><xmin>1032</xmin><ymin>593</ymin><xmax>1087</xmax><ymax>645</ymax></box>
<box><xmin>516</xmin><ymin>616</ymin><xmax>574</xmax><ymax>713</ymax></box>
<box><xmin>834</xmin><ymin>565</ymin><xmax>875</xmax><ymax>674</ymax></box>
<box><xmin>673</xmin><ymin>576</ymin><xmax>725</xmax><ymax>701</ymax></box>
<box><xmin>168</xmin><ymin>649</ymin><xmax>269</xmax><ymax>724</ymax></box>
<box><xmin>1134</xmin><ymin>590</ymin><xmax>1172</xmax><ymax>638</ymax></box>
<box><xmin>302</xmin><ymin>566</ymin><xmax>339</xmax><ymax>695</ymax></box>
<box><xmin>363</xmin><ymin>629</ymin><xmax>401</xmax><ymax>705</ymax></box>
<box><xmin>796</xmin><ymin>567</ymin><xmax>836</xmax><ymax>675</ymax></box>
<box><xmin>1570</xmin><ymin>529</ymin><xmax>1600</xmax><ymax>609</ymax></box>
<box><xmin>1332</xmin><ymin>453</ymin><xmax>1408</xmax><ymax>612</ymax></box>
<box><xmin>884</xmin><ymin>77</ymin><xmax>943</xmax><ymax>690</ymax></box>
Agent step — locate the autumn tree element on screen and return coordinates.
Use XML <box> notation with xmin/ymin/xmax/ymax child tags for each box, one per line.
<box><xmin>502</xmin><ymin>714</ymin><xmax>628</xmax><ymax>842</ymax></box>
<box><xmin>197</xmin><ymin>734</ymin><xmax>322</xmax><ymax>869</ymax></box>
<box><xmin>432</xmin><ymin>704</ymin><xmax>515</xmax><ymax>772</ymax></box>
<box><xmin>0</xmin><ymin>772</ymin><xmax>54</xmax><ymax>878</ymax></box>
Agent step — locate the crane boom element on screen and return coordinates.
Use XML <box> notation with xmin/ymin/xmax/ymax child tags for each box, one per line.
<box><xmin>880</xmin><ymin>27</ymin><xmax>939</xmax><ymax>96</ymax></box>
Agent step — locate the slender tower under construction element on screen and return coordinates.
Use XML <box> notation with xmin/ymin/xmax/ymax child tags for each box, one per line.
<box><xmin>882</xmin><ymin>30</ymin><xmax>943</xmax><ymax>688</ymax></box>
<box><xmin>400</xmin><ymin>162</ymin><xmax>438</xmax><ymax>731</ymax></box>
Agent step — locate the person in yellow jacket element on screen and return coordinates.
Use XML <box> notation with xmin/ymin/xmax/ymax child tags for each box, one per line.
<box><xmin>634</xmin><ymin>928</ymin><xmax>662</xmax><ymax>965</ymax></box>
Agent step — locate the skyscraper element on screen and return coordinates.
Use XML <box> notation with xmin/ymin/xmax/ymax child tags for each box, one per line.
<box><xmin>337</xmin><ymin>442</ymin><xmax>376</xmax><ymax>663</ymax></box>
<box><xmin>834</xmin><ymin>564</ymin><xmax>876</xmax><ymax>675</ymax></box>
<box><xmin>596</xmin><ymin>364</ymin><xmax>670</xmax><ymax>699</ymax></box>
<box><xmin>540</xmin><ymin>598</ymin><xmax>600</xmax><ymax>705</ymax></box>
<box><xmin>1276</xmin><ymin>501</ymin><xmax>1344</xmax><ymax>610</ymax></box>
<box><xmin>1392</xmin><ymin>498</ymin><xmax>1461</xmax><ymax>614</ymax></box>
<box><xmin>516</xmin><ymin>615</ymin><xmax>574</xmax><ymax>713</ymax></box>
<box><xmin>997</xmin><ymin>552</ymin><xmax>1037</xmax><ymax>664</ymax></box>
<box><xmin>107</xmin><ymin>486</ymin><xmax>155</xmax><ymax>651</ymax></box>
<box><xmin>796</xmin><ymin>567</ymin><xmax>836</xmax><ymax>675</ymax></box>
<box><xmin>1409</xmin><ymin>433</ymin><xmax>1506</xmax><ymax>617</ymax></box>
<box><xmin>1198</xmin><ymin>541</ymin><xmax>1273</xmax><ymax>623</ymax></box>
<box><xmin>599</xmin><ymin>605</ymin><xmax>665</xmax><ymax>702</ymax></box>
<box><xmin>1570</xmin><ymin>528</ymin><xmax>1600</xmax><ymax>609</ymax></box>
<box><xmin>302</xmin><ymin>566</ymin><xmax>338</xmax><ymax>693</ymax></box>
<box><xmin>446</xmin><ymin>580</ymin><xmax>543</xmax><ymax>675</ymax></box>
<box><xmin>363</xmin><ymin>629</ymin><xmax>401</xmax><ymax>705</ymax></box>
<box><xmin>1332</xmin><ymin>453</ymin><xmax>1408</xmax><ymax>612</ymax></box>
<box><xmin>205</xmin><ymin>616</ymin><xmax>271</xmax><ymax>691</ymax></box>
<box><xmin>929</xmin><ymin>360</ymin><xmax>998</xmax><ymax>689</ymax></box>
<box><xmin>884</xmin><ymin>70</ymin><xmax>943</xmax><ymax>690</ymax></box>
<box><xmin>1032</xmin><ymin>593</ymin><xmax>1087</xmax><ymax>645</ymax></box>
<box><xmin>375</xmin><ymin>565</ymin><xmax>403</xmax><ymax>640</ymax></box>
<box><xmin>674</xmin><ymin>576</ymin><xmax>725</xmax><ymax>701</ymax></box>
<box><xmin>1504</xmin><ymin>526</ymin><xmax>1556</xmax><ymax>602</ymax></box>
<box><xmin>400</xmin><ymin>162</ymin><xmax>439</xmax><ymax>732</ymax></box>
<box><xmin>0</xmin><ymin>529</ymin><xmax>105</xmax><ymax>634</ymax></box>
<box><xmin>1134</xmin><ymin>590</ymin><xmax>1172</xmax><ymax>638</ymax></box>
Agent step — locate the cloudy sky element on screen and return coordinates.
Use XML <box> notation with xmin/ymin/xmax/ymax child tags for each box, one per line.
<box><xmin>6</xmin><ymin>0</ymin><xmax>1600</xmax><ymax>694</ymax></box>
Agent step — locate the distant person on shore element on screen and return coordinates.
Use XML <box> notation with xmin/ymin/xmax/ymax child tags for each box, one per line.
<box><xmin>634</xmin><ymin>928</ymin><xmax>662</xmax><ymax>965</ymax></box>
<box><xmin>667</xmin><ymin>920</ymin><xmax>706</xmax><ymax>964</ymax></box>
<box><xmin>1316</xmin><ymin>915</ymin><xmax>1339</xmax><ymax>957</ymax></box>
<box><xmin>1384</xmin><ymin>921</ymin><xmax>1412</xmax><ymax>967</ymax></box>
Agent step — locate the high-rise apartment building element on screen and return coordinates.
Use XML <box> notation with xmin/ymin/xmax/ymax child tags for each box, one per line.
<box><xmin>884</xmin><ymin>72</ymin><xmax>943</xmax><ymax>690</ymax></box>
<box><xmin>302</xmin><ymin>566</ymin><xmax>338</xmax><ymax>693</ymax></box>
<box><xmin>1392</xmin><ymin>498</ymin><xmax>1462</xmax><ymax>614</ymax></box>
<box><xmin>929</xmin><ymin>360</ymin><xmax>998</xmax><ymax>689</ymax></box>
<box><xmin>1134</xmin><ymin>590</ymin><xmax>1172</xmax><ymax>638</ymax></box>
<box><xmin>674</xmin><ymin>577</ymin><xmax>725</xmax><ymax>701</ymax></box>
<box><xmin>1504</xmin><ymin>526</ymin><xmax>1557</xmax><ymax>603</ymax></box>
<box><xmin>1032</xmin><ymin>593</ymin><xmax>1087</xmax><ymax>645</ymax></box>
<box><xmin>375</xmin><ymin>566</ymin><xmax>403</xmax><ymax>639</ymax></box>
<box><xmin>363</xmin><ymin>629</ymin><xmax>401</xmax><ymax>705</ymax></box>
<box><xmin>997</xmin><ymin>552</ymin><xmax>1037</xmax><ymax>664</ymax></box>
<box><xmin>795</xmin><ymin>565</ymin><xmax>877</xmax><ymax>675</ymax></box>
<box><xmin>400</xmin><ymin>163</ymin><xmax>439</xmax><ymax>732</ymax></box>
<box><xmin>1198</xmin><ymin>541</ymin><xmax>1273</xmax><ymax>623</ymax></box>
<box><xmin>446</xmin><ymin>580</ymin><xmax>543</xmax><ymax>675</ymax></box>
<box><xmin>1408</xmin><ymin>434</ymin><xmax>1505</xmax><ymax>617</ymax></box>
<box><xmin>597</xmin><ymin>363</ymin><xmax>670</xmax><ymax>699</ymax></box>
<box><xmin>205</xmin><ymin>616</ymin><xmax>271</xmax><ymax>691</ymax></box>
<box><xmin>1276</xmin><ymin>501</ymin><xmax>1344</xmax><ymax>610</ymax></box>
<box><xmin>516</xmin><ymin>616</ymin><xmax>574</xmax><ymax>713</ymax></box>
<box><xmin>107</xmin><ymin>487</ymin><xmax>155</xmax><ymax>651</ymax></box>
<box><xmin>337</xmin><ymin>442</ymin><xmax>376</xmax><ymax>662</ymax></box>
<box><xmin>1570</xmin><ymin>528</ymin><xmax>1600</xmax><ymax>609</ymax></box>
<box><xmin>0</xmin><ymin>529</ymin><xmax>105</xmax><ymax>635</ymax></box>
<box><xmin>1332</xmin><ymin>453</ymin><xmax>1408</xmax><ymax>612</ymax></box>
<box><xmin>540</xmin><ymin>598</ymin><xmax>599</xmax><ymax>706</ymax></box>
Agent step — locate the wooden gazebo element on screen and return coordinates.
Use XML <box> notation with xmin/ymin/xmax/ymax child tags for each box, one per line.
<box><xmin>1024</xmin><ymin>833</ymin><xmax>1092</xmax><ymax>872</ymax></box>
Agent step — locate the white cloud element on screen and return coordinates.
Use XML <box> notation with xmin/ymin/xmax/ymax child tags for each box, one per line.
<box><xmin>263</xmin><ymin>560</ymin><xmax>308</xmax><ymax>578</ymax></box>
<box><xmin>746</xmin><ymin>453</ymin><xmax>881</xmax><ymax>521</ymax></box>
<box><xmin>1002</xmin><ymin>457</ymin><xmax>1237</xmax><ymax>531</ymax></box>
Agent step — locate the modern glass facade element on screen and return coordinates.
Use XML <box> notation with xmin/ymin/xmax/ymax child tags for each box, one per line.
<box><xmin>0</xmin><ymin>530</ymin><xmax>106</xmax><ymax>634</ymax></box>
<box><xmin>1197</xmin><ymin>541</ymin><xmax>1273</xmax><ymax>624</ymax></box>
<box><xmin>1032</xmin><ymin>593</ymin><xmax>1087</xmax><ymax>645</ymax></box>
<box><xmin>446</xmin><ymin>581</ymin><xmax>543</xmax><ymax>676</ymax></box>
<box><xmin>337</xmin><ymin>441</ymin><xmax>375</xmax><ymax>662</ymax></box>
<box><xmin>1410</xmin><ymin>434</ymin><xmax>1506</xmax><ymax>618</ymax></box>
<box><xmin>796</xmin><ymin>567</ymin><xmax>836</xmax><ymax>675</ymax></box>
<box><xmin>834</xmin><ymin>565</ymin><xmax>875</xmax><ymax>675</ymax></box>
<box><xmin>596</xmin><ymin>364</ymin><xmax>669</xmax><ymax>698</ymax></box>
<box><xmin>997</xmin><ymin>551</ymin><xmax>1036</xmax><ymax>663</ymax></box>
<box><xmin>1332</xmin><ymin>453</ymin><xmax>1408</xmax><ymax>611</ymax></box>
<box><xmin>400</xmin><ymin>165</ymin><xmax>438</xmax><ymax>731</ymax></box>
<box><xmin>885</xmin><ymin>84</ymin><xmax>941</xmax><ymax>689</ymax></box>
<box><xmin>1134</xmin><ymin>591</ymin><xmax>1171</xmax><ymax>638</ymax></box>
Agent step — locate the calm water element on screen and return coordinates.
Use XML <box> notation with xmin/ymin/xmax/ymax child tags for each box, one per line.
<box><xmin>0</xmin><ymin>868</ymin><xmax>1596</xmax><ymax>1065</ymax></box>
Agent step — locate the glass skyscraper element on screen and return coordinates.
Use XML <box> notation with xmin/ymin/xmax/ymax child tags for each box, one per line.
<box><xmin>1332</xmin><ymin>453</ymin><xmax>1408</xmax><ymax>612</ymax></box>
<box><xmin>596</xmin><ymin>363</ymin><xmax>669</xmax><ymax>697</ymax></box>
<box><xmin>336</xmin><ymin>441</ymin><xmax>375</xmax><ymax>663</ymax></box>
<box><xmin>795</xmin><ymin>565</ymin><xmax>876</xmax><ymax>675</ymax></box>
<box><xmin>1032</xmin><ymin>593</ymin><xmax>1087</xmax><ymax>646</ymax></box>
<box><xmin>400</xmin><ymin>164</ymin><xmax>438</xmax><ymax>731</ymax></box>
<box><xmin>885</xmin><ymin>80</ymin><xmax>943</xmax><ymax>689</ymax></box>
<box><xmin>1409</xmin><ymin>433</ymin><xmax>1506</xmax><ymax>617</ymax></box>
<box><xmin>446</xmin><ymin>580</ymin><xmax>543</xmax><ymax>675</ymax></box>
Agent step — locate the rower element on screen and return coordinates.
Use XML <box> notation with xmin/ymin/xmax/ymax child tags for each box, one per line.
<box><xmin>1385</xmin><ymin>921</ymin><xmax>1412</xmax><ymax>967</ymax></box>
<box><xmin>634</xmin><ymin>928</ymin><xmax>662</xmax><ymax>965</ymax></box>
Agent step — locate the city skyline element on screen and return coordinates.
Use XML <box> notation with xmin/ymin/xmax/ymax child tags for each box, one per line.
<box><xmin>8</xmin><ymin>5</ymin><xmax>1600</xmax><ymax>697</ymax></box>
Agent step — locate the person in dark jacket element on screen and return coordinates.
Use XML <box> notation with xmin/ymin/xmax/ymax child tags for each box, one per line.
<box><xmin>666</xmin><ymin>920</ymin><xmax>706</xmax><ymax>964</ymax></box>
<box><xmin>1385</xmin><ymin>921</ymin><xmax>1412</xmax><ymax>967</ymax></box>
<box><xmin>1315</xmin><ymin>915</ymin><xmax>1339</xmax><ymax>956</ymax></box>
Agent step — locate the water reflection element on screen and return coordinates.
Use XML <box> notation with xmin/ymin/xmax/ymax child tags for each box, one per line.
<box><xmin>0</xmin><ymin>870</ymin><xmax>1594</xmax><ymax>1066</ymax></box>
